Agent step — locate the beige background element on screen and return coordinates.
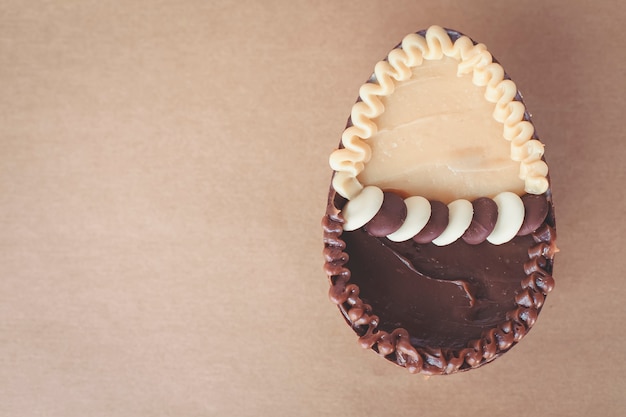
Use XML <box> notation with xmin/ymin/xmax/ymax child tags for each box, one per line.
<box><xmin>1</xmin><ymin>1</ymin><xmax>625</xmax><ymax>416</ymax></box>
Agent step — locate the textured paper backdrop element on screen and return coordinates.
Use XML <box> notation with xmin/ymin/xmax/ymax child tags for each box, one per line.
<box><xmin>1</xmin><ymin>1</ymin><xmax>625</xmax><ymax>416</ymax></box>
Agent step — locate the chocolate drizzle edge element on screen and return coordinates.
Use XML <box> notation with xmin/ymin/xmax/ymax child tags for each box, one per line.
<box><xmin>322</xmin><ymin>190</ymin><xmax>556</xmax><ymax>375</ymax></box>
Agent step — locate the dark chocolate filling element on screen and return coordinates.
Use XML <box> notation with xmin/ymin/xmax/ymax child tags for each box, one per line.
<box><xmin>343</xmin><ymin>229</ymin><xmax>532</xmax><ymax>350</ymax></box>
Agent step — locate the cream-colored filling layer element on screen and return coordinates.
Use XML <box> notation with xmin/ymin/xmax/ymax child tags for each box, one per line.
<box><xmin>329</xmin><ymin>25</ymin><xmax>549</xmax><ymax>204</ymax></box>
<box><xmin>357</xmin><ymin>56</ymin><xmax>526</xmax><ymax>203</ymax></box>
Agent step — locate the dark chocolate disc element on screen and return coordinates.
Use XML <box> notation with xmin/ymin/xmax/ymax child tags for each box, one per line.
<box><xmin>517</xmin><ymin>194</ymin><xmax>549</xmax><ymax>236</ymax></box>
<box><xmin>412</xmin><ymin>200</ymin><xmax>448</xmax><ymax>243</ymax></box>
<box><xmin>366</xmin><ymin>192</ymin><xmax>407</xmax><ymax>237</ymax></box>
<box><xmin>462</xmin><ymin>197</ymin><xmax>498</xmax><ymax>245</ymax></box>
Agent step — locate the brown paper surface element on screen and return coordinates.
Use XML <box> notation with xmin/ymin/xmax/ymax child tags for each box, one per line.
<box><xmin>1</xmin><ymin>1</ymin><xmax>625</xmax><ymax>416</ymax></box>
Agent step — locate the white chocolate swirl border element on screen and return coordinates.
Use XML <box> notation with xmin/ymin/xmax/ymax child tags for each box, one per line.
<box><xmin>329</xmin><ymin>25</ymin><xmax>549</xmax><ymax>201</ymax></box>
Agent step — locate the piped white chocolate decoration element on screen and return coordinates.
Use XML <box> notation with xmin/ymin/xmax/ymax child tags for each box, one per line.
<box><xmin>486</xmin><ymin>192</ymin><xmax>525</xmax><ymax>245</ymax></box>
<box><xmin>330</xmin><ymin>25</ymin><xmax>549</xmax><ymax>209</ymax></box>
<box><xmin>386</xmin><ymin>196</ymin><xmax>431</xmax><ymax>242</ymax></box>
<box><xmin>342</xmin><ymin>186</ymin><xmax>384</xmax><ymax>231</ymax></box>
<box><xmin>432</xmin><ymin>199</ymin><xmax>474</xmax><ymax>246</ymax></box>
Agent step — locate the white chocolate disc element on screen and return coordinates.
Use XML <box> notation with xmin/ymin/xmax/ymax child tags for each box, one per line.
<box><xmin>386</xmin><ymin>196</ymin><xmax>431</xmax><ymax>242</ymax></box>
<box><xmin>486</xmin><ymin>192</ymin><xmax>525</xmax><ymax>245</ymax></box>
<box><xmin>432</xmin><ymin>199</ymin><xmax>474</xmax><ymax>246</ymax></box>
<box><xmin>342</xmin><ymin>186</ymin><xmax>384</xmax><ymax>231</ymax></box>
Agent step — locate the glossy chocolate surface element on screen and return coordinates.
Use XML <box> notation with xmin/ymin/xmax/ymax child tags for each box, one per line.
<box><xmin>343</xmin><ymin>229</ymin><xmax>532</xmax><ymax>349</ymax></box>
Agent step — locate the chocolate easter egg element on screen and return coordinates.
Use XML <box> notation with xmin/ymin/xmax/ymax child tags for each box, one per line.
<box><xmin>322</xmin><ymin>26</ymin><xmax>557</xmax><ymax>375</ymax></box>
